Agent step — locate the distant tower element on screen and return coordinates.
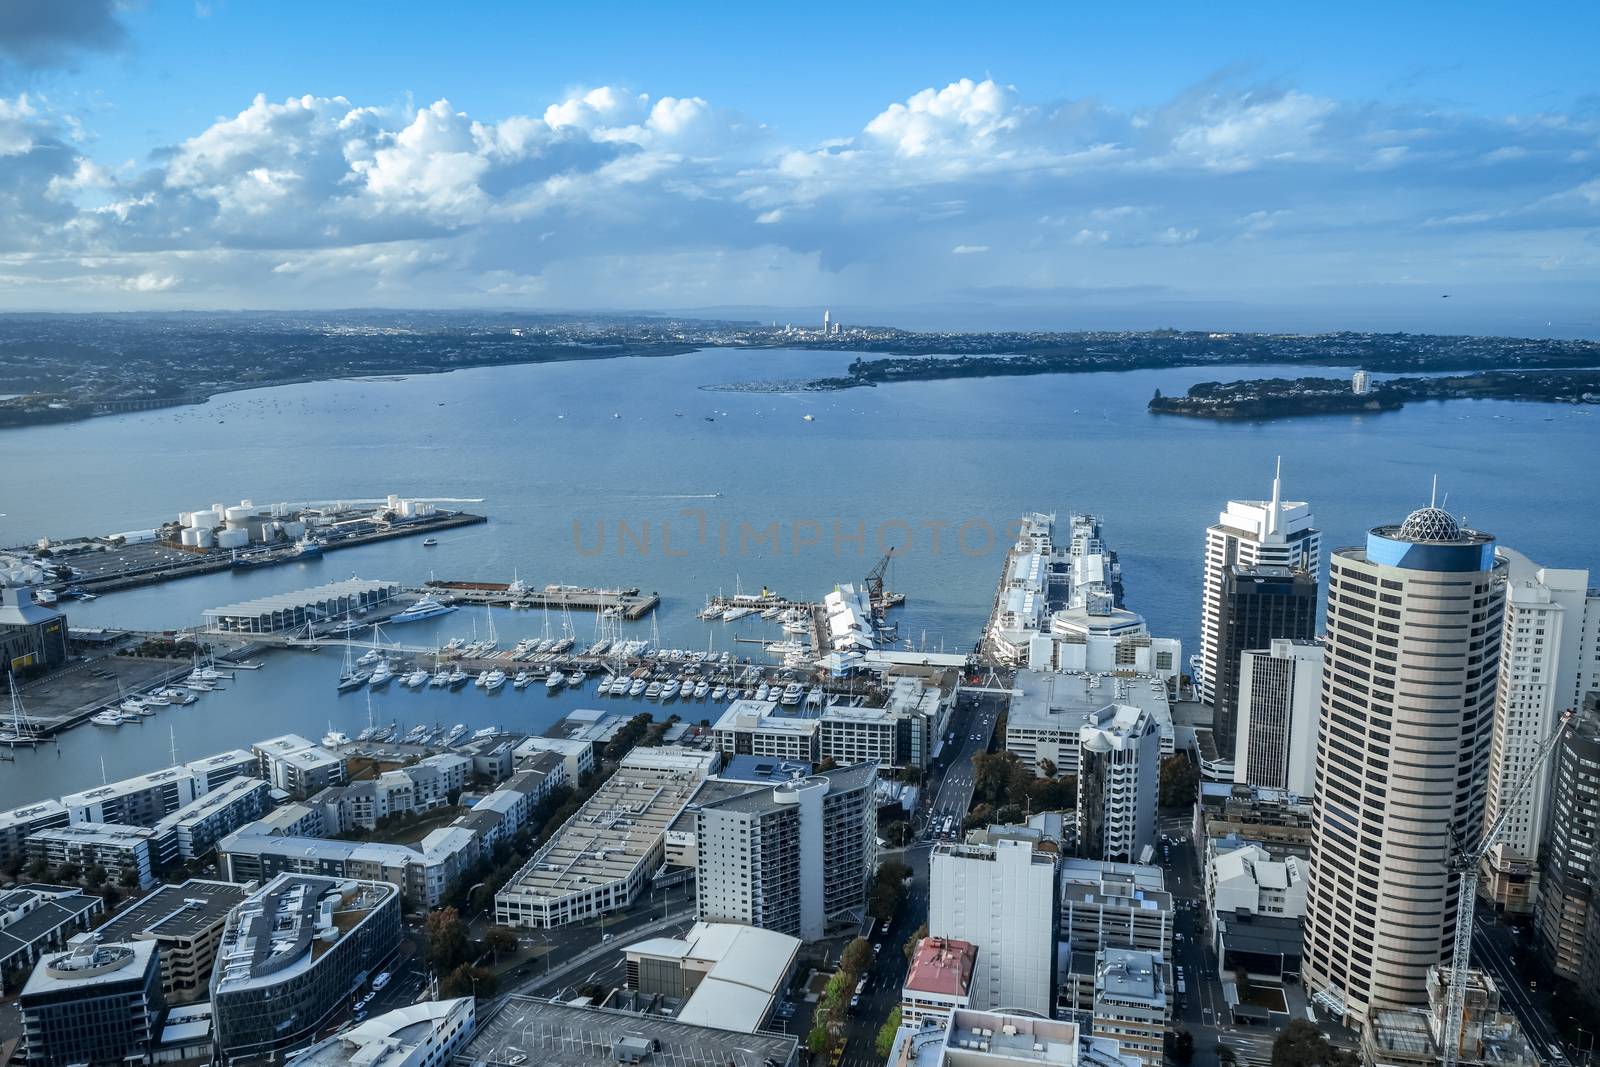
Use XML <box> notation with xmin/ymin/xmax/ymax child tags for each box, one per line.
<box><xmin>1198</xmin><ymin>460</ymin><xmax>1321</xmax><ymax>708</ymax></box>
<box><xmin>1352</xmin><ymin>370</ymin><xmax>1372</xmax><ymax>395</ymax></box>
<box><xmin>822</xmin><ymin>309</ymin><xmax>831</xmax><ymax>335</ymax></box>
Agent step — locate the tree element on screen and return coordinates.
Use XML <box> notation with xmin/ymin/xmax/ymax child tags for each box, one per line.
<box><xmin>425</xmin><ymin>907</ymin><xmax>471</xmax><ymax>973</ymax></box>
<box><xmin>1271</xmin><ymin>1019</ymin><xmax>1359</xmax><ymax>1067</ymax></box>
<box><xmin>99</xmin><ymin>885</ymin><xmax>122</xmax><ymax>909</ymax></box>
<box><xmin>807</xmin><ymin>1009</ymin><xmax>832</xmax><ymax>1055</ymax></box>
<box><xmin>84</xmin><ymin>864</ymin><xmax>108</xmax><ymax>890</ymax></box>
<box><xmin>484</xmin><ymin>926</ymin><xmax>518</xmax><ymax>961</ymax></box>
<box><xmin>1216</xmin><ymin>1043</ymin><xmax>1237</xmax><ymax>1066</ymax></box>
<box><xmin>841</xmin><ymin>937</ymin><xmax>873</xmax><ymax>977</ymax></box>
<box><xmin>881</xmin><ymin>820</ymin><xmax>913</xmax><ymax>848</ymax></box>
<box><xmin>1173</xmin><ymin>1030</ymin><xmax>1195</xmax><ymax>1065</ymax></box>
<box><xmin>1159</xmin><ymin>755</ymin><xmax>1200</xmax><ymax>809</ymax></box>
<box><xmin>118</xmin><ymin>867</ymin><xmax>141</xmax><ymax>890</ymax></box>
<box><xmin>1037</xmin><ymin>758</ymin><xmax>1057</xmax><ymax>778</ymax></box>
<box><xmin>55</xmin><ymin>861</ymin><xmax>81</xmax><ymax>885</ymax></box>
<box><xmin>875</xmin><ymin>1007</ymin><xmax>902</xmax><ymax>1057</ymax></box>
<box><xmin>25</xmin><ymin>857</ymin><xmax>49</xmax><ymax>882</ymax></box>
<box><xmin>439</xmin><ymin>963</ymin><xmax>497</xmax><ymax>1000</ymax></box>
<box><xmin>903</xmin><ymin>922</ymin><xmax>928</xmax><ymax>963</ymax></box>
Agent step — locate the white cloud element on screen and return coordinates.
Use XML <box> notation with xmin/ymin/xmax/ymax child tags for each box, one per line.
<box><xmin>952</xmin><ymin>244</ymin><xmax>989</xmax><ymax>254</ymax></box>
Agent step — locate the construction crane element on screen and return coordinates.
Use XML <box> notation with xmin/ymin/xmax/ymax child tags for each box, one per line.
<box><xmin>865</xmin><ymin>549</ymin><xmax>898</xmax><ymax>634</ymax></box>
<box><xmin>1440</xmin><ymin>707</ymin><xmax>1575</xmax><ymax>1067</ymax></box>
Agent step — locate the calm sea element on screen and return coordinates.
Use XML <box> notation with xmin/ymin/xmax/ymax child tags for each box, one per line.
<box><xmin>2</xmin><ymin>348</ymin><xmax>1595</xmax><ymax>807</ymax></box>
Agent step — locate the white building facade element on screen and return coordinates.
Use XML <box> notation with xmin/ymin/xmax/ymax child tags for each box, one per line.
<box><xmin>929</xmin><ymin>836</ymin><xmax>1058</xmax><ymax>1017</ymax></box>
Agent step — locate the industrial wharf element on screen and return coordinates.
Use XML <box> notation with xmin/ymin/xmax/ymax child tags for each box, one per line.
<box><xmin>423</xmin><ymin>579</ymin><xmax>658</xmax><ymax>619</ymax></box>
<box><xmin>50</xmin><ymin>511</ymin><xmax>488</xmax><ymax>596</ymax></box>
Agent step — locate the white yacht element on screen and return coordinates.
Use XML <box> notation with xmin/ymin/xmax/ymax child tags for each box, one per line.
<box><xmin>482</xmin><ymin>669</ymin><xmax>507</xmax><ymax>691</ymax></box>
<box><xmin>780</xmin><ymin>682</ymin><xmax>804</xmax><ymax>706</ymax></box>
<box><xmin>390</xmin><ymin>596</ymin><xmax>457</xmax><ymax>623</ymax></box>
<box><xmin>430</xmin><ymin>667</ymin><xmax>451</xmax><ymax>687</ymax></box>
<box><xmin>142</xmin><ymin>692</ymin><xmax>171</xmax><ymax>707</ymax></box>
<box><xmin>474</xmin><ymin>670</ymin><xmax>490</xmax><ymax>689</ymax></box>
<box><xmin>545</xmin><ymin>671</ymin><xmax>566</xmax><ymax>691</ymax></box>
<box><xmin>567</xmin><ymin>669</ymin><xmax>584</xmax><ymax>689</ymax></box>
<box><xmin>471</xmin><ymin>726</ymin><xmax>499</xmax><ymax>740</ymax></box>
<box><xmin>693</xmin><ymin>681</ymin><xmax>709</xmax><ymax>700</ymax></box>
<box><xmin>404</xmin><ymin>668</ymin><xmax>429</xmax><ymax>688</ymax></box>
<box><xmin>661</xmin><ymin>679</ymin><xmax>681</xmax><ymax>702</ymax></box>
<box><xmin>628</xmin><ymin>677</ymin><xmax>647</xmax><ymax>697</ymax></box>
<box><xmin>322</xmin><ymin>729</ymin><xmax>351</xmax><ymax>748</ymax></box>
<box><xmin>91</xmin><ymin>710</ymin><xmax>122</xmax><ymax>727</ymax></box>
<box><xmin>442</xmin><ymin>723</ymin><xmax>469</xmax><ymax>745</ymax></box>
<box><xmin>756</xmin><ymin>683</ymin><xmax>770</xmax><ymax>702</ymax></box>
<box><xmin>512</xmin><ymin>671</ymin><xmax>531</xmax><ymax>690</ymax></box>
<box><xmin>711</xmin><ymin>683</ymin><xmax>727</xmax><ymax>701</ymax></box>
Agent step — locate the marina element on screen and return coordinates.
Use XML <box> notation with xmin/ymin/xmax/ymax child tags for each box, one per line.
<box><xmin>422</xmin><ymin>578</ymin><xmax>658</xmax><ymax>618</ymax></box>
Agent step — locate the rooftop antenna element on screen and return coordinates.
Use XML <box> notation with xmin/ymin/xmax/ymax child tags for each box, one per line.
<box><xmin>1267</xmin><ymin>456</ymin><xmax>1282</xmax><ymax>535</ymax></box>
<box><xmin>1430</xmin><ymin>474</ymin><xmax>1439</xmax><ymax>508</ymax></box>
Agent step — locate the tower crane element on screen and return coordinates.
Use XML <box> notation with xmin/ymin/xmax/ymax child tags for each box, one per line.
<box><xmin>1441</xmin><ymin>707</ymin><xmax>1574</xmax><ymax>1067</ymax></box>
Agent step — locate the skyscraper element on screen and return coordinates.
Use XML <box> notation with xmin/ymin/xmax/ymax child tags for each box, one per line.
<box><xmin>1480</xmin><ymin>548</ymin><xmax>1600</xmax><ymax>913</ymax></box>
<box><xmin>1534</xmin><ymin>699</ymin><xmax>1600</xmax><ymax>1015</ymax></box>
<box><xmin>1233</xmin><ymin>638</ymin><xmax>1323</xmax><ymax>795</ymax></box>
<box><xmin>1198</xmin><ymin>462</ymin><xmax>1321</xmax><ymax>707</ymax></box>
<box><xmin>1212</xmin><ymin>565</ymin><xmax>1318</xmax><ymax>756</ymax></box>
<box><xmin>930</xmin><ymin>835</ymin><xmax>1059</xmax><ymax>1017</ymax></box>
<box><xmin>1302</xmin><ymin>502</ymin><xmax>1505</xmax><ymax>1026</ymax></box>
<box><xmin>1076</xmin><ymin>704</ymin><xmax>1160</xmax><ymax>864</ymax></box>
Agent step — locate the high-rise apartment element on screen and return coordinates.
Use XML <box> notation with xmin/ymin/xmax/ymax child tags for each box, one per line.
<box><xmin>1234</xmin><ymin>639</ymin><xmax>1324</xmax><ymax>795</ymax></box>
<box><xmin>1198</xmin><ymin>462</ymin><xmax>1321</xmax><ymax>706</ymax></box>
<box><xmin>1302</xmin><ymin>503</ymin><xmax>1505</xmax><ymax>1026</ymax></box>
<box><xmin>1076</xmin><ymin>704</ymin><xmax>1160</xmax><ymax>864</ymax></box>
<box><xmin>1480</xmin><ymin>548</ymin><xmax>1600</xmax><ymax>913</ymax></box>
<box><xmin>930</xmin><ymin>835</ymin><xmax>1059</xmax><ymax>1017</ymax></box>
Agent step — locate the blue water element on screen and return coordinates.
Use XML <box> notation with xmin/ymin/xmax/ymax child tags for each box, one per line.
<box><xmin>2</xmin><ymin>348</ymin><xmax>1596</xmax><ymax>807</ymax></box>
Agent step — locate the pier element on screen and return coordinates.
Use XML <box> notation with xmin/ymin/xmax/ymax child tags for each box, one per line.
<box><xmin>423</xmin><ymin>579</ymin><xmax>658</xmax><ymax>619</ymax></box>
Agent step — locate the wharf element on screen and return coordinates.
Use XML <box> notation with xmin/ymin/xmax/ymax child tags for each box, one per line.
<box><xmin>7</xmin><ymin>655</ymin><xmax>207</xmax><ymax>739</ymax></box>
<box><xmin>423</xmin><ymin>580</ymin><xmax>658</xmax><ymax>619</ymax></box>
<box><xmin>65</xmin><ymin>511</ymin><xmax>488</xmax><ymax>595</ymax></box>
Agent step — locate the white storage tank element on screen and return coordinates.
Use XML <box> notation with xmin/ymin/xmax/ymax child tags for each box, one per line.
<box><xmin>180</xmin><ymin>528</ymin><xmax>201</xmax><ymax>547</ymax></box>
<box><xmin>215</xmin><ymin>528</ymin><xmax>249</xmax><ymax>549</ymax></box>
<box><xmin>283</xmin><ymin>521</ymin><xmax>306</xmax><ymax>539</ymax></box>
<box><xmin>224</xmin><ymin>506</ymin><xmax>254</xmax><ymax>524</ymax></box>
<box><xmin>194</xmin><ymin>527</ymin><xmax>214</xmax><ymax>548</ymax></box>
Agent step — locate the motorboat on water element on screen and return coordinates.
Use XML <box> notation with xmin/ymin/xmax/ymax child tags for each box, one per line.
<box><xmin>337</xmin><ymin>668</ymin><xmax>370</xmax><ymax>693</ymax></box>
<box><xmin>721</xmin><ymin>606</ymin><xmax>755</xmax><ymax>622</ymax></box>
<box><xmin>711</xmin><ymin>683</ymin><xmax>728</xmax><ymax>701</ymax></box>
<box><xmin>567</xmin><ymin>670</ymin><xmax>584</xmax><ymax>689</ymax></box>
<box><xmin>143</xmin><ymin>692</ymin><xmax>171</xmax><ymax>707</ymax></box>
<box><xmin>390</xmin><ymin>596</ymin><xmax>457</xmax><ymax>624</ymax></box>
<box><xmin>447</xmin><ymin>666</ymin><xmax>470</xmax><ymax>689</ymax></box>
<box><xmin>164</xmin><ymin>689</ymin><xmax>196</xmax><ymax>705</ymax></box>
<box><xmin>430</xmin><ymin>667</ymin><xmax>451</xmax><ymax>687</ymax></box>
<box><xmin>755</xmin><ymin>683</ymin><xmax>770</xmax><ymax>701</ymax></box>
<box><xmin>482</xmin><ymin>669</ymin><xmax>507</xmax><ymax>691</ymax></box>
<box><xmin>358</xmin><ymin>647</ymin><xmax>381</xmax><ymax>668</ymax></box>
<box><xmin>628</xmin><ymin>678</ymin><xmax>647</xmax><ymax>697</ymax></box>
<box><xmin>403</xmin><ymin>669</ymin><xmax>429</xmax><ymax>688</ymax></box>
<box><xmin>322</xmin><ymin>729</ymin><xmax>351</xmax><ymax>748</ymax></box>
<box><xmin>545</xmin><ymin>671</ymin><xmax>566</xmax><ymax>692</ymax></box>
<box><xmin>471</xmin><ymin>726</ymin><xmax>498</xmax><ymax>740</ymax></box>
<box><xmin>368</xmin><ymin>661</ymin><xmax>394</xmax><ymax>688</ymax></box>
<box><xmin>404</xmin><ymin>724</ymin><xmax>430</xmax><ymax>744</ymax></box>
<box><xmin>512</xmin><ymin>671</ymin><xmax>531</xmax><ymax>690</ymax></box>
<box><xmin>442</xmin><ymin>723</ymin><xmax>469</xmax><ymax>745</ymax></box>
<box><xmin>91</xmin><ymin>710</ymin><xmax>122</xmax><ymax>727</ymax></box>
<box><xmin>422</xmin><ymin>538</ymin><xmax>439</xmax><ymax>547</ymax></box>
<box><xmin>780</xmin><ymin>683</ymin><xmax>804</xmax><ymax>706</ymax></box>
<box><xmin>644</xmin><ymin>680</ymin><xmax>663</xmax><ymax>699</ymax></box>
<box><xmin>693</xmin><ymin>681</ymin><xmax>709</xmax><ymax>700</ymax></box>
<box><xmin>474</xmin><ymin>670</ymin><xmax>490</xmax><ymax>689</ymax></box>
<box><xmin>660</xmin><ymin>679</ymin><xmax>680</xmax><ymax>702</ymax></box>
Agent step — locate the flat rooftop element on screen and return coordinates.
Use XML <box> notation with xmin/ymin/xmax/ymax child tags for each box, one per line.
<box><xmin>456</xmin><ymin>996</ymin><xmax>797</xmax><ymax>1067</ymax></box>
<box><xmin>214</xmin><ymin>874</ymin><xmax>394</xmax><ymax>994</ymax></box>
<box><xmin>945</xmin><ymin>1008</ymin><xmax>1081</xmax><ymax>1065</ymax></box>
<box><xmin>1011</xmin><ymin>669</ymin><xmax>1171</xmax><ymax>732</ymax></box>
<box><xmin>499</xmin><ymin>760</ymin><xmax>705</xmax><ymax>903</ymax></box>
<box><xmin>204</xmin><ymin>578</ymin><xmax>399</xmax><ymax>620</ymax></box>
<box><xmin>97</xmin><ymin>879</ymin><xmax>250</xmax><ymax>944</ymax></box>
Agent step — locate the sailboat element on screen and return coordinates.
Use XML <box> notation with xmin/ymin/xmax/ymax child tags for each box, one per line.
<box><xmin>337</xmin><ymin>643</ymin><xmax>370</xmax><ymax>692</ymax></box>
<box><xmin>0</xmin><ymin>672</ymin><xmax>41</xmax><ymax>745</ymax></box>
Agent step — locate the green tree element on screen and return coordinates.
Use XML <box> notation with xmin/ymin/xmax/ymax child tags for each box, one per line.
<box><xmin>1217</xmin><ymin>1043</ymin><xmax>1237</xmax><ymax>1066</ymax></box>
<box><xmin>118</xmin><ymin>867</ymin><xmax>141</xmax><ymax>890</ymax></box>
<box><xmin>875</xmin><ymin>1007</ymin><xmax>903</xmax><ymax>1056</ymax></box>
<box><xmin>24</xmin><ymin>857</ymin><xmax>48</xmax><ymax>882</ymax></box>
<box><xmin>1174</xmin><ymin>1030</ymin><xmax>1195</xmax><ymax>1065</ymax></box>
<box><xmin>439</xmin><ymin>963</ymin><xmax>497</xmax><ymax>1000</ymax></box>
<box><xmin>55</xmin><ymin>861</ymin><xmax>81</xmax><ymax>884</ymax></box>
<box><xmin>1159</xmin><ymin>755</ymin><xmax>1200</xmax><ymax>808</ymax></box>
<box><xmin>807</xmin><ymin>1009</ymin><xmax>832</xmax><ymax>1055</ymax></box>
<box><xmin>484</xmin><ymin>926</ymin><xmax>518</xmax><ymax>961</ymax></box>
<box><xmin>841</xmin><ymin>937</ymin><xmax>873</xmax><ymax>977</ymax></box>
<box><xmin>84</xmin><ymin>864</ymin><xmax>108</xmax><ymax>890</ymax></box>
<box><xmin>1271</xmin><ymin>1019</ymin><xmax>1359</xmax><ymax>1067</ymax></box>
<box><xmin>425</xmin><ymin>906</ymin><xmax>471</xmax><ymax>973</ymax></box>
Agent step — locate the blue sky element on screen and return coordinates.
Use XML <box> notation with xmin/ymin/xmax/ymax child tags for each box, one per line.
<box><xmin>2</xmin><ymin>1</ymin><xmax>1598</xmax><ymax>333</ymax></box>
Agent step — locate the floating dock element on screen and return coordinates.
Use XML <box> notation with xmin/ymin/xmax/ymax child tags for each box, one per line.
<box><xmin>423</xmin><ymin>580</ymin><xmax>659</xmax><ymax>619</ymax></box>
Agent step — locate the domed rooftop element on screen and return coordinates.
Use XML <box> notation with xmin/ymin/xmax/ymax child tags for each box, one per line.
<box><xmin>1397</xmin><ymin>506</ymin><xmax>1461</xmax><ymax>543</ymax></box>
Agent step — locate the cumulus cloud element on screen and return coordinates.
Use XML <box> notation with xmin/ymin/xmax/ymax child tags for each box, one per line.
<box><xmin>3</xmin><ymin>74</ymin><xmax>1599</xmax><ymax>312</ymax></box>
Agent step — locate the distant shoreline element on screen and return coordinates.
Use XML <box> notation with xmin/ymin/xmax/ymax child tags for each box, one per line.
<box><xmin>1146</xmin><ymin>370</ymin><xmax>1600</xmax><ymax>420</ymax></box>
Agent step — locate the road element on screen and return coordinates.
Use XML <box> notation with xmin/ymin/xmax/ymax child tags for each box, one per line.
<box><xmin>835</xmin><ymin>842</ymin><xmax>931</xmax><ymax>1067</ymax></box>
<box><xmin>1472</xmin><ymin>918</ymin><xmax>1572</xmax><ymax>1065</ymax></box>
<box><xmin>918</xmin><ymin>687</ymin><xmax>1005</xmax><ymax>838</ymax></box>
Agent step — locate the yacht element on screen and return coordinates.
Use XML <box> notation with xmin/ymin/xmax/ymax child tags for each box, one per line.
<box><xmin>358</xmin><ymin>647</ymin><xmax>382</xmax><ymax>668</ymax></box>
<box><xmin>711</xmin><ymin>683</ymin><xmax>728</xmax><ymax>701</ymax></box>
<box><xmin>422</xmin><ymin>538</ymin><xmax>439</xmax><ymax>547</ymax></box>
<box><xmin>807</xmin><ymin>685</ymin><xmax>825</xmax><ymax>707</ymax></box>
<box><xmin>755</xmin><ymin>683</ymin><xmax>770</xmax><ymax>701</ymax></box>
<box><xmin>368</xmin><ymin>661</ymin><xmax>394</xmax><ymax>688</ymax></box>
<box><xmin>91</xmin><ymin>710</ymin><xmax>122</xmax><ymax>727</ymax></box>
<box><xmin>390</xmin><ymin>596</ymin><xmax>457</xmax><ymax>623</ymax></box>
<box><xmin>471</xmin><ymin>726</ymin><xmax>499</xmax><ymax>740</ymax></box>
<box><xmin>120</xmin><ymin>698</ymin><xmax>147</xmax><ymax>716</ymax></box>
<box><xmin>760</xmin><ymin>605</ymin><xmax>783</xmax><ymax>619</ymax></box>
<box><xmin>567</xmin><ymin>670</ymin><xmax>584</xmax><ymax>689</ymax></box>
<box><xmin>660</xmin><ymin>679</ymin><xmax>681</xmax><ymax>702</ymax></box>
<box><xmin>405</xmin><ymin>724</ymin><xmax>430</xmax><ymax>744</ymax></box>
<box><xmin>545</xmin><ymin>671</ymin><xmax>566</xmax><ymax>692</ymax></box>
<box><xmin>404</xmin><ymin>668</ymin><xmax>429</xmax><ymax>688</ymax></box>
<box><xmin>721</xmin><ymin>605</ymin><xmax>755</xmax><ymax>622</ymax></box>
<box><xmin>164</xmin><ymin>689</ymin><xmax>196</xmax><ymax>705</ymax></box>
<box><xmin>322</xmin><ymin>729</ymin><xmax>351</xmax><ymax>749</ymax></box>
<box><xmin>644</xmin><ymin>680</ymin><xmax>663</xmax><ymax>700</ymax></box>
<box><xmin>482</xmin><ymin>669</ymin><xmax>507</xmax><ymax>691</ymax></box>
<box><xmin>474</xmin><ymin>670</ymin><xmax>490</xmax><ymax>689</ymax></box>
<box><xmin>142</xmin><ymin>692</ymin><xmax>171</xmax><ymax>708</ymax></box>
<box><xmin>442</xmin><ymin>723</ymin><xmax>469</xmax><ymax>745</ymax></box>
<box><xmin>429</xmin><ymin>667</ymin><xmax>451</xmax><ymax>687</ymax></box>
<box><xmin>780</xmin><ymin>683</ymin><xmax>804</xmax><ymax>706</ymax></box>
<box><xmin>512</xmin><ymin>671</ymin><xmax>531</xmax><ymax>690</ymax></box>
<box><xmin>447</xmin><ymin>666</ymin><xmax>470</xmax><ymax>689</ymax></box>
<box><xmin>693</xmin><ymin>681</ymin><xmax>709</xmax><ymax>700</ymax></box>
<box><xmin>628</xmin><ymin>677</ymin><xmax>647</xmax><ymax>697</ymax></box>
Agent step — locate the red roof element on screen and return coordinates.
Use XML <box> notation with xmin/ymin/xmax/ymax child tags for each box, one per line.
<box><xmin>903</xmin><ymin>937</ymin><xmax>977</xmax><ymax>997</ymax></box>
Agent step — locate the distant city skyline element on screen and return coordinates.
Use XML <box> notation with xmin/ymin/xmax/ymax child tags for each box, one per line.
<box><xmin>0</xmin><ymin>3</ymin><xmax>1598</xmax><ymax>336</ymax></box>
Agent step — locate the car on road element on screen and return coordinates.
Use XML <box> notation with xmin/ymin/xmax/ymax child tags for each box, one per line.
<box><xmin>872</xmin><ymin>943</ymin><xmax>883</xmax><ymax>955</ymax></box>
<box><xmin>371</xmin><ymin>971</ymin><xmax>390</xmax><ymax>991</ymax></box>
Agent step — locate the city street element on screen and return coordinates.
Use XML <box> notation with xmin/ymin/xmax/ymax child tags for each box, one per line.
<box><xmin>918</xmin><ymin>686</ymin><xmax>1006</xmax><ymax>839</ymax></box>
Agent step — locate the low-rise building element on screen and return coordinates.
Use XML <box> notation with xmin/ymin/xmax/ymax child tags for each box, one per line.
<box><xmin>1362</xmin><ymin>966</ymin><xmax>1538</xmax><ymax>1067</ymax></box>
<box><xmin>496</xmin><ymin>748</ymin><xmax>714</xmax><ymax>929</ymax></box>
<box><xmin>624</xmin><ymin>921</ymin><xmax>801</xmax><ymax>1033</ymax></box>
<box><xmin>1058</xmin><ymin>857</ymin><xmax>1173</xmax><ymax>959</ymax></box>
<box><xmin>712</xmin><ymin>700</ymin><xmax>821</xmax><ymax>763</ymax></box>
<box><xmin>62</xmin><ymin>765</ymin><xmax>199</xmax><ymax>828</ymax></box>
<box><xmin>453</xmin><ymin>996</ymin><xmax>798</xmax><ymax>1067</ymax></box>
<box><xmin>1007</xmin><ymin>670</ymin><xmax>1174</xmax><ymax>779</ymax></box>
<box><xmin>0</xmin><ymin>585</ymin><xmax>68</xmax><ymax>674</ymax></box>
<box><xmin>1087</xmin><ymin>948</ymin><xmax>1168</xmax><ymax>1067</ymax></box>
<box><xmin>901</xmin><ymin>937</ymin><xmax>978</xmax><ymax>1028</ymax></box>
<box><xmin>184</xmin><ymin>749</ymin><xmax>260</xmax><ymax>794</ymax></box>
<box><xmin>1205</xmin><ymin>839</ymin><xmax>1306</xmax><ymax>924</ymax></box>
<box><xmin>211</xmin><ymin>874</ymin><xmax>402</xmax><ymax>1064</ymax></box>
<box><xmin>0</xmin><ymin>884</ymin><xmax>104</xmax><ymax>984</ymax></box>
<box><xmin>251</xmin><ymin>735</ymin><xmax>346</xmax><ymax>799</ymax></box>
<box><xmin>19</xmin><ymin>935</ymin><xmax>165</xmax><ymax>1067</ymax></box>
<box><xmin>150</xmin><ymin>776</ymin><xmax>273</xmax><ymax>863</ymax></box>
<box><xmin>217</xmin><ymin>829</ymin><xmax>475</xmax><ymax>910</ymax></box>
<box><xmin>0</xmin><ymin>801</ymin><xmax>71</xmax><ymax>868</ymax></box>
<box><xmin>26</xmin><ymin>822</ymin><xmax>159</xmax><ymax>889</ymax></box>
<box><xmin>1194</xmin><ymin>782</ymin><xmax>1313</xmax><ymax>855</ymax></box>
<box><xmin>513</xmin><ymin>735</ymin><xmax>595</xmax><ymax>782</ymax></box>
<box><xmin>287</xmin><ymin>997</ymin><xmax>475</xmax><ymax>1067</ymax></box>
<box><xmin>95</xmin><ymin>879</ymin><xmax>251</xmax><ymax>1003</ymax></box>
<box><xmin>903</xmin><ymin>1007</ymin><xmax>1142</xmax><ymax>1067</ymax></box>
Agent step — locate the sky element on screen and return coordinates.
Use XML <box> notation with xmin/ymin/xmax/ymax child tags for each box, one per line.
<box><xmin>1</xmin><ymin>1</ymin><xmax>1598</xmax><ymax>334</ymax></box>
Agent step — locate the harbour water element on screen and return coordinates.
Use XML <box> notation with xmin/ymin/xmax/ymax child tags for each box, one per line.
<box><xmin>3</xmin><ymin>346</ymin><xmax>1597</xmax><ymax>807</ymax></box>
